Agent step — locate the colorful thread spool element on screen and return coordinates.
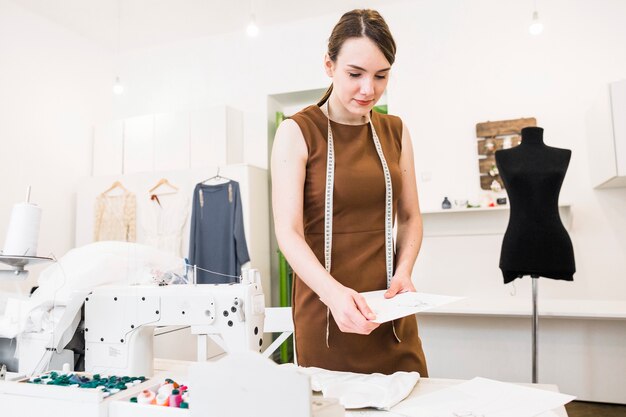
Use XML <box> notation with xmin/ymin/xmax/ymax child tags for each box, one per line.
<box><xmin>169</xmin><ymin>389</ymin><xmax>182</xmax><ymax>408</ymax></box>
<box><xmin>155</xmin><ymin>392</ymin><xmax>170</xmax><ymax>406</ymax></box>
<box><xmin>157</xmin><ymin>383</ymin><xmax>174</xmax><ymax>397</ymax></box>
<box><xmin>137</xmin><ymin>389</ymin><xmax>156</xmax><ymax>404</ymax></box>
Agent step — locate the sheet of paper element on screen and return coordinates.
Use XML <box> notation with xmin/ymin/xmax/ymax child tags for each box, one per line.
<box><xmin>346</xmin><ymin>411</ymin><xmax>405</xmax><ymax>416</ymax></box>
<box><xmin>360</xmin><ymin>290</ymin><xmax>463</xmax><ymax>323</ymax></box>
<box><xmin>391</xmin><ymin>377</ymin><xmax>575</xmax><ymax>417</ymax></box>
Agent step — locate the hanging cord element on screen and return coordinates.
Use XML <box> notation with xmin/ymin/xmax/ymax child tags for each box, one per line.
<box><xmin>184</xmin><ymin>263</ymin><xmax>242</xmax><ymax>282</ymax></box>
<box><xmin>27</xmin><ymin>252</ymin><xmax>64</xmax><ymax>377</ymax></box>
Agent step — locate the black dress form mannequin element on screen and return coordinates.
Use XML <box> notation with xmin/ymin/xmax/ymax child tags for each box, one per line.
<box><xmin>495</xmin><ymin>127</ymin><xmax>575</xmax><ymax>284</ymax></box>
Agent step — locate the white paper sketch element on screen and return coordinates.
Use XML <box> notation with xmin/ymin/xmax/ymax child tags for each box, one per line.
<box><xmin>391</xmin><ymin>377</ymin><xmax>575</xmax><ymax>417</ymax></box>
<box><xmin>360</xmin><ymin>290</ymin><xmax>464</xmax><ymax>324</ymax></box>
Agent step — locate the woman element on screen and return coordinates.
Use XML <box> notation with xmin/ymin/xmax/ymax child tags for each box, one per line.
<box><xmin>271</xmin><ymin>9</ymin><xmax>428</xmax><ymax>375</ymax></box>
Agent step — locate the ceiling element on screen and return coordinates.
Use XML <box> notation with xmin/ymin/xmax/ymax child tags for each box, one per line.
<box><xmin>11</xmin><ymin>0</ymin><xmax>409</xmax><ymax>52</ymax></box>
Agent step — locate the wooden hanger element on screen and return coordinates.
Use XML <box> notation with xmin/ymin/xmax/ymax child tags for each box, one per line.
<box><xmin>101</xmin><ymin>180</ymin><xmax>128</xmax><ymax>195</ymax></box>
<box><xmin>148</xmin><ymin>178</ymin><xmax>179</xmax><ymax>194</ymax></box>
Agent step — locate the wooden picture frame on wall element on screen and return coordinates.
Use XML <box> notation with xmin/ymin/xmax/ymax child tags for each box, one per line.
<box><xmin>476</xmin><ymin>117</ymin><xmax>537</xmax><ymax>191</ymax></box>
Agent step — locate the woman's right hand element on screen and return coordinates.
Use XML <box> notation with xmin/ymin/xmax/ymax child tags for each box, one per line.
<box><xmin>321</xmin><ymin>284</ymin><xmax>380</xmax><ymax>335</ymax></box>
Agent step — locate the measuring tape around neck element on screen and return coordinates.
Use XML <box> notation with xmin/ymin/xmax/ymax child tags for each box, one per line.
<box><xmin>323</xmin><ymin>100</ymin><xmax>394</xmax><ymax>287</ymax></box>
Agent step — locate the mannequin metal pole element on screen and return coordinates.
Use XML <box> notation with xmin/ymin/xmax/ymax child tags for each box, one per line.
<box><xmin>531</xmin><ymin>275</ymin><xmax>539</xmax><ymax>383</ymax></box>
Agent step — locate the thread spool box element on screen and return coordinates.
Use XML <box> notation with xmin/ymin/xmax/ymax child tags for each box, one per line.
<box><xmin>0</xmin><ymin>372</ymin><xmax>153</xmax><ymax>417</ymax></box>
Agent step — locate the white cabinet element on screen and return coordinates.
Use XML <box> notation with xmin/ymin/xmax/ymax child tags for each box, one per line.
<box><xmin>154</xmin><ymin>112</ymin><xmax>190</xmax><ymax>171</ymax></box>
<box><xmin>611</xmin><ymin>80</ymin><xmax>626</xmax><ymax>179</ymax></box>
<box><xmin>92</xmin><ymin>121</ymin><xmax>123</xmax><ymax>176</ymax></box>
<box><xmin>124</xmin><ymin>114</ymin><xmax>155</xmax><ymax>174</ymax></box>
<box><xmin>190</xmin><ymin>106</ymin><xmax>243</xmax><ymax>169</ymax></box>
<box><xmin>587</xmin><ymin>79</ymin><xmax>626</xmax><ymax>188</ymax></box>
<box><xmin>91</xmin><ymin>106</ymin><xmax>243</xmax><ymax>175</ymax></box>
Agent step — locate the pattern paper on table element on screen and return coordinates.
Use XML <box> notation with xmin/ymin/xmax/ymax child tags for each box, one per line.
<box><xmin>391</xmin><ymin>377</ymin><xmax>575</xmax><ymax>417</ymax></box>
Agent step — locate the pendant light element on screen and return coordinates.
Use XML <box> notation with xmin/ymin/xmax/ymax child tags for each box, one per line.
<box><xmin>246</xmin><ymin>14</ymin><xmax>259</xmax><ymax>37</ymax></box>
<box><xmin>113</xmin><ymin>76</ymin><xmax>124</xmax><ymax>95</ymax></box>
<box><xmin>246</xmin><ymin>0</ymin><xmax>259</xmax><ymax>37</ymax></box>
<box><xmin>528</xmin><ymin>0</ymin><xmax>544</xmax><ymax>35</ymax></box>
<box><xmin>113</xmin><ymin>0</ymin><xmax>124</xmax><ymax>95</ymax></box>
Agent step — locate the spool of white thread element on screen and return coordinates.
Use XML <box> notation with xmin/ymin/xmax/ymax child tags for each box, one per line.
<box><xmin>137</xmin><ymin>389</ymin><xmax>156</xmax><ymax>404</ymax></box>
<box><xmin>3</xmin><ymin>202</ymin><xmax>42</xmax><ymax>256</ymax></box>
<box><xmin>157</xmin><ymin>383</ymin><xmax>174</xmax><ymax>396</ymax></box>
<box><xmin>155</xmin><ymin>392</ymin><xmax>169</xmax><ymax>406</ymax></box>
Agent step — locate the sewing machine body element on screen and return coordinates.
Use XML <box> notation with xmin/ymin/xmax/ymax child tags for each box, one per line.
<box><xmin>84</xmin><ymin>274</ymin><xmax>265</xmax><ymax>376</ymax></box>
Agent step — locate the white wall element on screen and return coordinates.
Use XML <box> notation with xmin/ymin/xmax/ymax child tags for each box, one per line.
<box><xmin>108</xmin><ymin>0</ymin><xmax>626</xmax><ymax>302</ymax></box>
<box><xmin>0</xmin><ymin>0</ymin><xmax>624</xmax><ymax>398</ymax></box>
<box><xmin>0</xmin><ymin>0</ymin><xmax>112</xmax><ymax>294</ymax></box>
<box><xmin>390</xmin><ymin>0</ymin><xmax>626</xmax><ymax>303</ymax></box>
<box><xmin>0</xmin><ymin>1</ymin><xmax>623</xmax><ymax>302</ymax></box>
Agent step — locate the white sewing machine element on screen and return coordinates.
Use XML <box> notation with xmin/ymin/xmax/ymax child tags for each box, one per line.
<box><xmin>84</xmin><ymin>269</ymin><xmax>265</xmax><ymax>377</ymax></box>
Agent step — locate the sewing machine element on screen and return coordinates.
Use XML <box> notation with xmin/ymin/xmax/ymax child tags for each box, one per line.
<box><xmin>84</xmin><ymin>269</ymin><xmax>265</xmax><ymax>377</ymax></box>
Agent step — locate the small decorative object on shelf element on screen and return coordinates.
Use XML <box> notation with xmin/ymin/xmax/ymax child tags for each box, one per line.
<box><xmin>454</xmin><ymin>199</ymin><xmax>468</xmax><ymax>209</ymax></box>
<box><xmin>441</xmin><ymin>197</ymin><xmax>452</xmax><ymax>209</ymax></box>
<box><xmin>488</xmin><ymin>165</ymin><xmax>499</xmax><ymax>177</ymax></box>
<box><xmin>497</xmin><ymin>197</ymin><xmax>508</xmax><ymax>205</ymax></box>
<box><xmin>490</xmin><ymin>180</ymin><xmax>503</xmax><ymax>193</ymax></box>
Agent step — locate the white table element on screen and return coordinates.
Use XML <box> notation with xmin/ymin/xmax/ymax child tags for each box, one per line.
<box><xmin>345</xmin><ymin>377</ymin><xmax>568</xmax><ymax>417</ymax></box>
<box><xmin>2</xmin><ymin>366</ymin><xmax>569</xmax><ymax>417</ymax></box>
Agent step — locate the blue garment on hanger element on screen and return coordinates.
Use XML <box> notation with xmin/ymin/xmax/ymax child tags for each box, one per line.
<box><xmin>188</xmin><ymin>180</ymin><xmax>250</xmax><ymax>283</ymax></box>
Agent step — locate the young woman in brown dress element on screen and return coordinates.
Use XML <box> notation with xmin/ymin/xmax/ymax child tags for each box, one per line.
<box><xmin>271</xmin><ymin>9</ymin><xmax>428</xmax><ymax>375</ymax></box>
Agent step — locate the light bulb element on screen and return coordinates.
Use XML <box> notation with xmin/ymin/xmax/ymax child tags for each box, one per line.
<box><xmin>246</xmin><ymin>15</ymin><xmax>259</xmax><ymax>37</ymax></box>
<box><xmin>113</xmin><ymin>76</ymin><xmax>124</xmax><ymax>95</ymax></box>
<box><xmin>528</xmin><ymin>11</ymin><xmax>544</xmax><ymax>35</ymax></box>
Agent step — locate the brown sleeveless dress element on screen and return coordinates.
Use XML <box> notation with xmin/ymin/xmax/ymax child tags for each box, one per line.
<box><xmin>289</xmin><ymin>105</ymin><xmax>428</xmax><ymax>376</ymax></box>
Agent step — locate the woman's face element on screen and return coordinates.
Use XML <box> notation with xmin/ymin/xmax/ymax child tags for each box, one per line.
<box><xmin>325</xmin><ymin>36</ymin><xmax>391</xmax><ymax>118</ymax></box>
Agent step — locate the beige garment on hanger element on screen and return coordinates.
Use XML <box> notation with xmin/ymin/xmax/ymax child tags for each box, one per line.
<box><xmin>93</xmin><ymin>191</ymin><xmax>137</xmax><ymax>242</ymax></box>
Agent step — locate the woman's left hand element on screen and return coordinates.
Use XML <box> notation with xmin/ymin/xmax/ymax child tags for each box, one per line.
<box><xmin>384</xmin><ymin>275</ymin><xmax>416</xmax><ymax>299</ymax></box>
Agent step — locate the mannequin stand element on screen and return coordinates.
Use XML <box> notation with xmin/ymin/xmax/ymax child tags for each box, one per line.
<box><xmin>531</xmin><ymin>274</ymin><xmax>539</xmax><ymax>383</ymax></box>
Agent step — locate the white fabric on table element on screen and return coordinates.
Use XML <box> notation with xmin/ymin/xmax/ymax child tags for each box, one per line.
<box><xmin>291</xmin><ymin>365</ymin><xmax>420</xmax><ymax>410</ymax></box>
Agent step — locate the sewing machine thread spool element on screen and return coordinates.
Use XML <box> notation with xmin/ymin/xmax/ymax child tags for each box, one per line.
<box><xmin>169</xmin><ymin>389</ymin><xmax>183</xmax><ymax>407</ymax></box>
<box><xmin>3</xmin><ymin>201</ymin><xmax>42</xmax><ymax>256</ymax></box>
<box><xmin>155</xmin><ymin>392</ymin><xmax>169</xmax><ymax>406</ymax></box>
<box><xmin>137</xmin><ymin>389</ymin><xmax>156</xmax><ymax>404</ymax></box>
<box><xmin>158</xmin><ymin>382</ymin><xmax>175</xmax><ymax>396</ymax></box>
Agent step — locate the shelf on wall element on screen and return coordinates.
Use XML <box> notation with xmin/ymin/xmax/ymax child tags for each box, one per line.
<box><xmin>420</xmin><ymin>296</ymin><xmax>626</xmax><ymax>320</ymax></box>
<box><xmin>421</xmin><ymin>204</ymin><xmax>572</xmax><ymax>237</ymax></box>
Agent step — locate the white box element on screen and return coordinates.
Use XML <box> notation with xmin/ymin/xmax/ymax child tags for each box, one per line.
<box><xmin>0</xmin><ymin>372</ymin><xmax>153</xmax><ymax>417</ymax></box>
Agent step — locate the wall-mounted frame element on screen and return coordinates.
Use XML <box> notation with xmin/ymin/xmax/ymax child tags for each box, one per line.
<box><xmin>476</xmin><ymin>117</ymin><xmax>537</xmax><ymax>191</ymax></box>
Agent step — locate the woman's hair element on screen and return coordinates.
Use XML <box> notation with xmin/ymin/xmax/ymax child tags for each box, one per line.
<box><xmin>317</xmin><ymin>9</ymin><xmax>397</xmax><ymax>106</ymax></box>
